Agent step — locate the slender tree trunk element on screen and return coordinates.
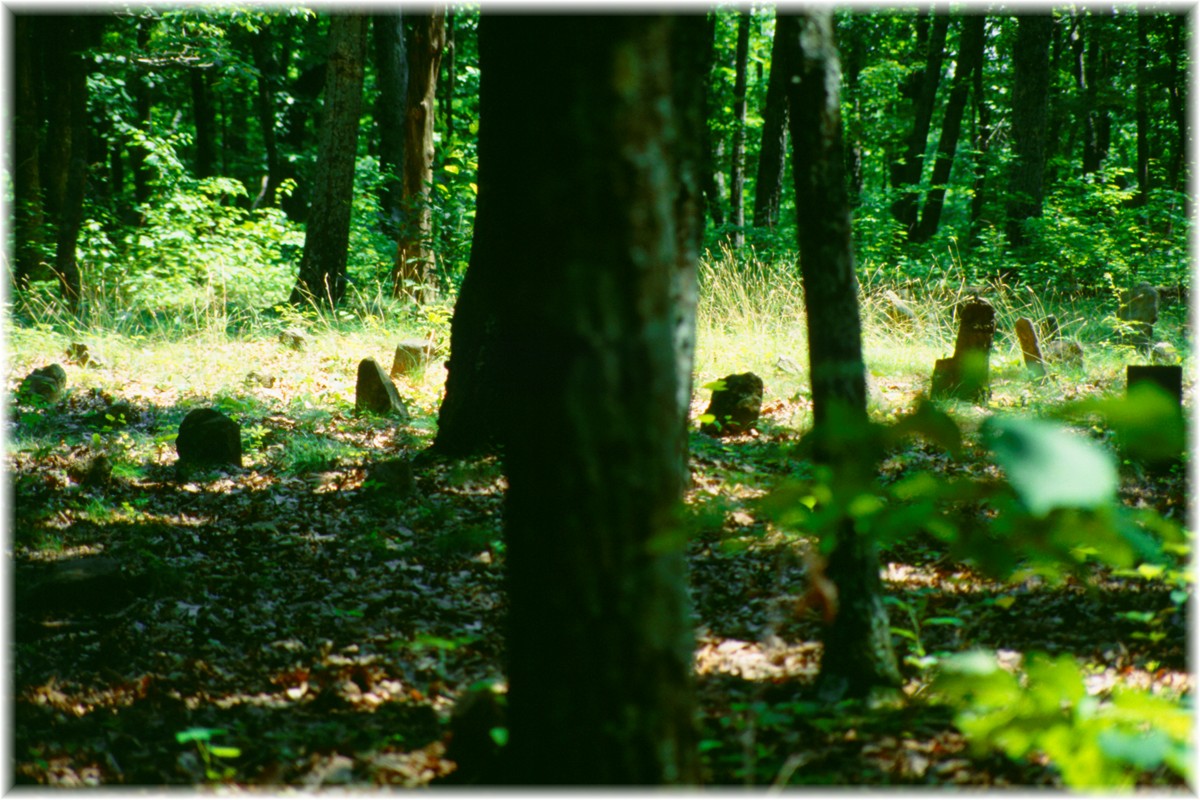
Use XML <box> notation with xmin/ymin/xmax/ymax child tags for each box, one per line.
<box><xmin>373</xmin><ymin>11</ymin><xmax>408</xmax><ymax>239</ymax></box>
<box><xmin>890</xmin><ymin>13</ymin><xmax>949</xmax><ymax>235</ymax></box>
<box><xmin>785</xmin><ymin>9</ymin><xmax>903</xmax><ymax>701</ymax></box>
<box><xmin>699</xmin><ymin>12</ymin><xmax>726</xmax><ymax>228</ymax></box>
<box><xmin>13</xmin><ymin>14</ymin><xmax>45</xmax><ymax>289</ymax></box>
<box><xmin>912</xmin><ymin>14</ymin><xmax>985</xmax><ymax>244</ymax></box>
<box><xmin>393</xmin><ymin>10</ymin><xmax>446</xmax><ymax>300</ymax></box>
<box><xmin>441</xmin><ymin>10</ymin><xmax>456</xmax><ymax>144</ymax></box>
<box><xmin>191</xmin><ymin>67</ymin><xmax>217</xmax><ymax>179</ymax></box>
<box><xmin>729</xmin><ymin>11</ymin><xmax>750</xmax><ymax>248</ymax></box>
<box><xmin>488</xmin><ymin>15</ymin><xmax>700</xmax><ymax>783</ymax></box>
<box><xmin>969</xmin><ymin>18</ymin><xmax>992</xmax><ymax>248</ymax></box>
<box><xmin>250</xmin><ymin>26</ymin><xmax>283</xmax><ymax>209</ymax></box>
<box><xmin>1166</xmin><ymin>14</ymin><xmax>1187</xmax><ymax>196</ymax></box>
<box><xmin>53</xmin><ymin>17</ymin><xmax>94</xmax><ymax>309</ymax></box>
<box><xmin>1082</xmin><ymin>10</ymin><xmax>1112</xmax><ymax>175</ymax></box>
<box><xmin>1132</xmin><ymin>13</ymin><xmax>1149</xmax><ymax>209</ymax></box>
<box><xmin>1005</xmin><ymin>14</ymin><xmax>1053</xmax><ymax>254</ymax></box>
<box><xmin>753</xmin><ymin>12</ymin><xmax>797</xmax><ymax>231</ymax></box>
<box><xmin>289</xmin><ymin>14</ymin><xmax>368</xmax><ymax>307</ymax></box>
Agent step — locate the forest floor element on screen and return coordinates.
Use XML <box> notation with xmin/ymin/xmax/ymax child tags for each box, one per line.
<box><xmin>5</xmin><ymin>290</ymin><xmax>1193</xmax><ymax>788</ymax></box>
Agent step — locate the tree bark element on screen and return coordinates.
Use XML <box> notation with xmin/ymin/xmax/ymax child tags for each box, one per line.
<box><xmin>699</xmin><ymin>12</ymin><xmax>726</xmax><ymax>228</ymax></box>
<box><xmin>373</xmin><ymin>11</ymin><xmax>408</xmax><ymax>239</ymax></box>
<box><xmin>1005</xmin><ymin>14</ymin><xmax>1053</xmax><ymax>253</ymax></box>
<box><xmin>969</xmin><ymin>18</ymin><xmax>992</xmax><ymax>248</ymax></box>
<box><xmin>289</xmin><ymin>14</ymin><xmax>368</xmax><ymax>307</ymax></box>
<box><xmin>53</xmin><ymin>17</ymin><xmax>94</xmax><ymax>309</ymax></box>
<box><xmin>1132</xmin><ymin>12</ymin><xmax>1149</xmax><ymax>208</ymax></box>
<box><xmin>890</xmin><ymin>12</ymin><xmax>949</xmax><ymax>236</ymax></box>
<box><xmin>1165</xmin><ymin>13</ymin><xmax>1188</xmax><ymax>196</ymax></box>
<box><xmin>13</xmin><ymin>14</ymin><xmax>45</xmax><ymax>289</ymax></box>
<box><xmin>478</xmin><ymin>14</ymin><xmax>700</xmax><ymax>784</ymax></box>
<box><xmin>785</xmin><ymin>10</ymin><xmax>903</xmax><ymax>701</ymax></box>
<box><xmin>912</xmin><ymin>14</ymin><xmax>985</xmax><ymax>244</ymax></box>
<box><xmin>753</xmin><ymin>12</ymin><xmax>797</xmax><ymax>231</ymax></box>
<box><xmin>250</xmin><ymin>25</ymin><xmax>283</xmax><ymax>209</ymax></box>
<box><xmin>1081</xmin><ymin>10</ymin><xmax>1112</xmax><ymax>175</ymax></box>
<box><xmin>729</xmin><ymin>11</ymin><xmax>751</xmax><ymax>248</ymax></box>
<box><xmin>190</xmin><ymin>67</ymin><xmax>217</xmax><ymax>179</ymax></box>
<box><xmin>393</xmin><ymin>10</ymin><xmax>446</xmax><ymax>300</ymax></box>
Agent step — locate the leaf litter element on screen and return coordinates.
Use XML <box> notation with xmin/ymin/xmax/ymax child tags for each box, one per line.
<box><xmin>7</xmin><ymin>361</ymin><xmax>1191</xmax><ymax>787</ymax></box>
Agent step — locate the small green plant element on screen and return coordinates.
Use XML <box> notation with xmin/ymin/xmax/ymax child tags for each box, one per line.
<box><xmin>175</xmin><ymin>727</ymin><xmax>242</xmax><ymax>782</ymax></box>
<box><xmin>934</xmin><ymin>651</ymin><xmax>1192</xmax><ymax>788</ymax></box>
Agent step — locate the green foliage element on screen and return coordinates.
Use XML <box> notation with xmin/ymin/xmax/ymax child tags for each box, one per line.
<box><xmin>934</xmin><ymin>651</ymin><xmax>1192</xmax><ymax>788</ymax></box>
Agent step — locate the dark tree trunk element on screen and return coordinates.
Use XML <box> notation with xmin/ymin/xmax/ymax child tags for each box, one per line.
<box><xmin>53</xmin><ymin>17</ymin><xmax>94</xmax><ymax>309</ymax></box>
<box><xmin>41</xmin><ymin>17</ymin><xmax>74</xmax><ymax>220</ymax></box>
<box><xmin>13</xmin><ymin>14</ymin><xmax>45</xmax><ymax>289</ymax></box>
<box><xmin>1166</xmin><ymin>13</ymin><xmax>1188</xmax><ymax>196</ymax></box>
<box><xmin>753</xmin><ymin>13</ymin><xmax>797</xmax><ymax>231</ymax></box>
<box><xmin>1132</xmin><ymin>13</ymin><xmax>1149</xmax><ymax>209</ymax></box>
<box><xmin>729</xmin><ymin>11</ymin><xmax>751</xmax><ymax>248</ymax></box>
<box><xmin>1081</xmin><ymin>11</ymin><xmax>1112</xmax><ymax>174</ymax></box>
<box><xmin>912</xmin><ymin>14</ymin><xmax>985</xmax><ymax>244</ymax></box>
<box><xmin>890</xmin><ymin>13</ymin><xmax>949</xmax><ymax>236</ymax></box>
<box><xmin>392</xmin><ymin>10</ymin><xmax>446</xmax><ymax>299</ymax></box>
<box><xmin>699</xmin><ymin>12</ymin><xmax>726</xmax><ymax>228</ymax></box>
<box><xmin>785</xmin><ymin>10</ymin><xmax>903</xmax><ymax>701</ymax></box>
<box><xmin>250</xmin><ymin>25</ymin><xmax>283</xmax><ymax>209</ymax></box>
<box><xmin>129</xmin><ymin>18</ymin><xmax>153</xmax><ymax>208</ymax></box>
<box><xmin>969</xmin><ymin>18</ymin><xmax>992</xmax><ymax>248</ymax></box>
<box><xmin>441</xmin><ymin>10</ymin><xmax>456</xmax><ymax>144</ymax></box>
<box><xmin>191</xmin><ymin>67</ymin><xmax>217</xmax><ymax>179</ymax></box>
<box><xmin>289</xmin><ymin>14</ymin><xmax>368</xmax><ymax>307</ymax></box>
<box><xmin>1005</xmin><ymin>14</ymin><xmax>1053</xmax><ymax>253</ymax></box>
<box><xmin>373</xmin><ymin>11</ymin><xmax>408</xmax><ymax>239</ymax></box>
<box><xmin>469</xmin><ymin>14</ymin><xmax>701</xmax><ymax>784</ymax></box>
<box><xmin>837</xmin><ymin>13</ymin><xmax>866</xmax><ymax>205</ymax></box>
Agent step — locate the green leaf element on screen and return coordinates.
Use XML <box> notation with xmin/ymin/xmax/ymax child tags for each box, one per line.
<box><xmin>175</xmin><ymin>727</ymin><xmax>224</xmax><ymax>744</ymax></box>
<box><xmin>983</xmin><ymin>416</ymin><xmax>1117</xmax><ymax>517</ymax></box>
<box><xmin>208</xmin><ymin>746</ymin><xmax>242</xmax><ymax>759</ymax></box>
<box><xmin>488</xmin><ymin>726</ymin><xmax>509</xmax><ymax>747</ymax></box>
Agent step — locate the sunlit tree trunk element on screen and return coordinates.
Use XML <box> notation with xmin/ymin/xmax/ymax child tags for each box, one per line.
<box><xmin>786</xmin><ymin>9</ymin><xmax>903</xmax><ymax>701</ymax></box>
<box><xmin>890</xmin><ymin>12</ymin><xmax>948</xmax><ymax>236</ymax></box>
<box><xmin>393</xmin><ymin>10</ymin><xmax>446</xmax><ymax>300</ymax></box>
<box><xmin>289</xmin><ymin>14</ymin><xmax>368</xmax><ymax>307</ymax></box>
<box><xmin>700</xmin><ymin>12</ymin><xmax>726</xmax><ymax>228</ymax></box>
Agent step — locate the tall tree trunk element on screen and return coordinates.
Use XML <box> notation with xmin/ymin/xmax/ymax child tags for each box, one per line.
<box><xmin>250</xmin><ymin>26</ymin><xmax>283</xmax><ymax>210</ymax></box>
<box><xmin>1081</xmin><ymin>11</ymin><xmax>1111</xmax><ymax>174</ymax></box>
<box><xmin>289</xmin><ymin>14</ymin><xmax>368</xmax><ymax>307</ymax></box>
<box><xmin>1132</xmin><ymin>12</ymin><xmax>1149</xmax><ymax>209</ymax></box>
<box><xmin>441</xmin><ymin>10</ymin><xmax>457</xmax><ymax>144</ymax></box>
<box><xmin>1005</xmin><ymin>14</ymin><xmax>1053</xmax><ymax>254</ymax></box>
<box><xmin>13</xmin><ymin>14</ymin><xmax>45</xmax><ymax>289</ymax></box>
<box><xmin>729</xmin><ymin>11</ymin><xmax>751</xmax><ymax>248</ymax></box>
<box><xmin>890</xmin><ymin>12</ymin><xmax>949</xmax><ymax>235</ymax></box>
<box><xmin>699</xmin><ymin>12</ymin><xmax>726</xmax><ymax>228</ymax></box>
<box><xmin>1165</xmin><ymin>13</ymin><xmax>1188</xmax><ymax>196</ymax></box>
<box><xmin>785</xmin><ymin>9</ymin><xmax>903</xmax><ymax>701</ymax></box>
<box><xmin>472</xmin><ymin>14</ymin><xmax>700</xmax><ymax>784</ymax></box>
<box><xmin>190</xmin><ymin>67</ymin><xmax>217</xmax><ymax>179</ymax></box>
<box><xmin>753</xmin><ymin>12</ymin><xmax>797</xmax><ymax>231</ymax></box>
<box><xmin>373</xmin><ymin>11</ymin><xmax>408</xmax><ymax>239</ymax></box>
<box><xmin>969</xmin><ymin>18</ymin><xmax>992</xmax><ymax>248</ymax></box>
<box><xmin>393</xmin><ymin>10</ymin><xmax>446</xmax><ymax>300</ymax></box>
<box><xmin>53</xmin><ymin>17</ymin><xmax>95</xmax><ymax>309</ymax></box>
<box><xmin>912</xmin><ymin>14</ymin><xmax>985</xmax><ymax>244</ymax></box>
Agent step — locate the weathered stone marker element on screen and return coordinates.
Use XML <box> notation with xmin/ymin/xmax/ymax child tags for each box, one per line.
<box><xmin>700</xmin><ymin>372</ymin><xmax>764</xmax><ymax>436</ymax></box>
<box><xmin>1117</xmin><ymin>282</ymin><xmax>1159</xmax><ymax>349</ymax></box>
<box><xmin>390</xmin><ymin>339</ymin><xmax>438</xmax><ymax>377</ymax></box>
<box><xmin>1014</xmin><ymin>317</ymin><xmax>1046</xmax><ymax>379</ymax></box>
<box><xmin>177</xmin><ymin>408</ymin><xmax>243</xmax><ymax>468</ymax></box>
<box><xmin>356</xmin><ymin>358</ymin><xmax>409</xmax><ymax>417</ymax></box>
<box><xmin>1038</xmin><ymin>314</ymin><xmax>1085</xmax><ymax>368</ymax></box>
<box><xmin>19</xmin><ymin>364</ymin><xmax>67</xmax><ymax>404</ymax></box>
<box><xmin>931</xmin><ymin>298</ymin><xmax>995</xmax><ymax>401</ymax></box>
<box><xmin>1126</xmin><ymin>365</ymin><xmax>1185</xmax><ymax>471</ymax></box>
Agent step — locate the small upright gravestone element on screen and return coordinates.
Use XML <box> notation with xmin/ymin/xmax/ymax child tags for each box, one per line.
<box><xmin>1117</xmin><ymin>282</ymin><xmax>1159</xmax><ymax>349</ymax></box>
<box><xmin>931</xmin><ymin>299</ymin><xmax>995</xmax><ymax>402</ymax></box>
<box><xmin>356</xmin><ymin>358</ymin><xmax>409</xmax><ymax>417</ymax></box>
<box><xmin>19</xmin><ymin>364</ymin><xmax>67</xmax><ymax>405</ymax></box>
<box><xmin>177</xmin><ymin>408</ymin><xmax>243</xmax><ymax>468</ymax></box>
<box><xmin>700</xmin><ymin>372</ymin><xmax>764</xmax><ymax>436</ymax></box>
<box><xmin>390</xmin><ymin>339</ymin><xmax>438</xmax><ymax>378</ymax></box>
<box><xmin>1014</xmin><ymin>317</ymin><xmax>1046</xmax><ymax>379</ymax></box>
